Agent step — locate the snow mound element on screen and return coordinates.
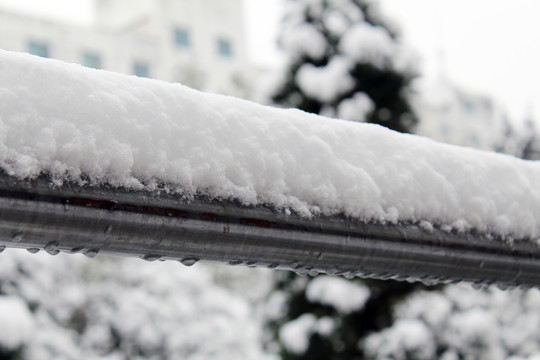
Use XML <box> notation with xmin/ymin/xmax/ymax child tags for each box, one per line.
<box><xmin>1</xmin><ymin>50</ymin><xmax>540</xmax><ymax>239</ymax></box>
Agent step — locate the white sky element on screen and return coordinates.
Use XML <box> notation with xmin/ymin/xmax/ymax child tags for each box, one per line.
<box><xmin>0</xmin><ymin>0</ymin><xmax>538</xmax><ymax>120</ymax></box>
<box><xmin>0</xmin><ymin>0</ymin><xmax>93</xmax><ymax>23</ymax></box>
<box><xmin>378</xmin><ymin>0</ymin><xmax>540</xmax><ymax>122</ymax></box>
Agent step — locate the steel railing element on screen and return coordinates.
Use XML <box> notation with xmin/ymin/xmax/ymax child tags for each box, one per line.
<box><xmin>0</xmin><ymin>172</ymin><xmax>538</xmax><ymax>288</ymax></box>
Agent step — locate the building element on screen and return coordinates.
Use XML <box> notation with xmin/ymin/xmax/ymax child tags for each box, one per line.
<box><xmin>0</xmin><ymin>0</ymin><xmax>249</xmax><ymax>95</ymax></box>
<box><xmin>415</xmin><ymin>79</ymin><xmax>510</xmax><ymax>152</ymax></box>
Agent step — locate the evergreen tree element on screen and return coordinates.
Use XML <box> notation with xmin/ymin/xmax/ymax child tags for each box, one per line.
<box><xmin>493</xmin><ymin>116</ymin><xmax>540</xmax><ymax>160</ymax></box>
<box><xmin>272</xmin><ymin>0</ymin><xmax>418</xmax><ymax>133</ymax></box>
<box><xmin>265</xmin><ymin>1</ymin><xmax>431</xmax><ymax>359</ymax></box>
<box><xmin>518</xmin><ymin>120</ymin><xmax>540</xmax><ymax>160</ymax></box>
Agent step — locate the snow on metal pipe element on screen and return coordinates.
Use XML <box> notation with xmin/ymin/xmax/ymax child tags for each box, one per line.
<box><xmin>0</xmin><ymin>173</ymin><xmax>538</xmax><ymax>288</ymax></box>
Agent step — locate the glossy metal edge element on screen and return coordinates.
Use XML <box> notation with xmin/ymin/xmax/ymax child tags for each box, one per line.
<box><xmin>0</xmin><ymin>173</ymin><xmax>538</xmax><ymax>287</ymax></box>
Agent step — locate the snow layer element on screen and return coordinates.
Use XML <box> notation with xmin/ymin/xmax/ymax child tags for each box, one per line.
<box><xmin>1</xmin><ymin>50</ymin><xmax>540</xmax><ymax>239</ymax></box>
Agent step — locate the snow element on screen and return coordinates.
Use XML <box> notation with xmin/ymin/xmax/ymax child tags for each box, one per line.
<box><xmin>295</xmin><ymin>56</ymin><xmax>354</xmax><ymax>102</ymax></box>
<box><xmin>339</xmin><ymin>22</ymin><xmax>416</xmax><ymax>73</ymax></box>
<box><xmin>305</xmin><ymin>276</ymin><xmax>370</xmax><ymax>314</ymax></box>
<box><xmin>339</xmin><ymin>23</ymin><xmax>395</xmax><ymax>68</ymax></box>
<box><xmin>278</xmin><ymin>313</ymin><xmax>335</xmax><ymax>355</ymax></box>
<box><xmin>280</xmin><ymin>23</ymin><xmax>327</xmax><ymax>60</ymax></box>
<box><xmin>0</xmin><ymin>296</ymin><xmax>34</xmax><ymax>349</ymax></box>
<box><xmin>274</xmin><ymin>277</ymin><xmax>540</xmax><ymax>359</ymax></box>
<box><xmin>337</xmin><ymin>92</ymin><xmax>374</xmax><ymax>122</ymax></box>
<box><xmin>279</xmin><ymin>314</ymin><xmax>316</xmax><ymax>355</ymax></box>
<box><xmin>0</xmin><ymin>249</ymin><xmax>275</xmax><ymax>359</ymax></box>
<box><xmin>315</xmin><ymin>316</ymin><xmax>335</xmax><ymax>336</ymax></box>
<box><xmin>264</xmin><ymin>291</ymin><xmax>288</xmax><ymax>321</ymax></box>
<box><xmin>446</xmin><ymin>309</ymin><xmax>503</xmax><ymax>358</ymax></box>
<box><xmin>364</xmin><ymin>284</ymin><xmax>540</xmax><ymax>360</ymax></box>
<box><xmin>397</xmin><ymin>291</ymin><xmax>453</xmax><ymax>330</ymax></box>
<box><xmin>1</xmin><ymin>49</ymin><xmax>540</xmax><ymax>239</ymax></box>
<box><xmin>322</xmin><ymin>8</ymin><xmax>350</xmax><ymax>36</ymax></box>
<box><xmin>363</xmin><ymin>318</ymin><xmax>436</xmax><ymax>360</ymax></box>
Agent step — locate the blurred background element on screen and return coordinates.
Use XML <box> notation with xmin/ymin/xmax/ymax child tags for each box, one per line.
<box><xmin>0</xmin><ymin>0</ymin><xmax>539</xmax><ymax>359</ymax></box>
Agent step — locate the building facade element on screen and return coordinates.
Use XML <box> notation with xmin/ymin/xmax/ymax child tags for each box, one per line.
<box><xmin>415</xmin><ymin>79</ymin><xmax>510</xmax><ymax>152</ymax></box>
<box><xmin>0</xmin><ymin>0</ymin><xmax>249</xmax><ymax>95</ymax></box>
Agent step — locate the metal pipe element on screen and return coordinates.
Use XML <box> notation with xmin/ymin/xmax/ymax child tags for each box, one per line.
<box><xmin>0</xmin><ymin>173</ymin><xmax>538</xmax><ymax>288</ymax></box>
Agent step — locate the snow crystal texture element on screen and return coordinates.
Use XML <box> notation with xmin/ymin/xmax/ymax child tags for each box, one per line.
<box><xmin>1</xmin><ymin>50</ymin><xmax>540</xmax><ymax>239</ymax></box>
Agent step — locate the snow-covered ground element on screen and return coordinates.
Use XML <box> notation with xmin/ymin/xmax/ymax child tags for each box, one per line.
<box><xmin>1</xmin><ymin>49</ymin><xmax>540</xmax><ymax>240</ymax></box>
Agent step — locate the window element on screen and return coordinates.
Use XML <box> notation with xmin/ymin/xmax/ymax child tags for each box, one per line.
<box><xmin>28</xmin><ymin>41</ymin><xmax>49</xmax><ymax>58</ymax></box>
<box><xmin>82</xmin><ymin>52</ymin><xmax>101</xmax><ymax>69</ymax></box>
<box><xmin>133</xmin><ymin>62</ymin><xmax>150</xmax><ymax>78</ymax></box>
<box><xmin>174</xmin><ymin>28</ymin><xmax>190</xmax><ymax>48</ymax></box>
<box><xmin>470</xmin><ymin>134</ymin><xmax>480</xmax><ymax>147</ymax></box>
<box><xmin>462</xmin><ymin>99</ymin><xmax>475</xmax><ymax>113</ymax></box>
<box><xmin>217</xmin><ymin>38</ymin><xmax>233</xmax><ymax>58</ymax></box>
